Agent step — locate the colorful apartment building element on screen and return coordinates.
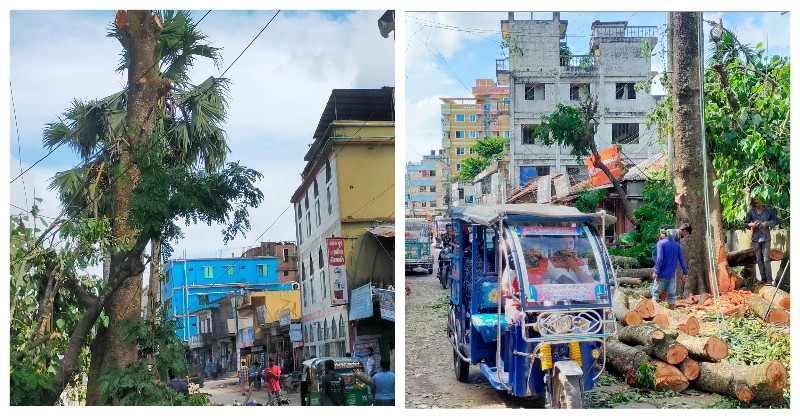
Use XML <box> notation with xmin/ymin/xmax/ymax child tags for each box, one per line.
<box><xmin>405</xmin><ymin>150</ymin><xmax>447</xmax><ymax>216</ymax></box>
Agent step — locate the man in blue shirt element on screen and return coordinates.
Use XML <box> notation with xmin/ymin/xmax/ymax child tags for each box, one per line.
<box><xmin>651</xmin><ymin>234</ymin><xmax>687</xmax><ymax>309</ymax></box>
<box><xmin>356</xmin><ymin>358</ymin><xmax>395</xmax><ymax>406</ymax></box>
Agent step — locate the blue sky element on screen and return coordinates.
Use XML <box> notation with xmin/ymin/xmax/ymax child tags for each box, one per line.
<box><xmin>6</xmin><ymin>9</ymin><xmax>395</xmax><ymax>262</ymax></box>
<box><xmin>404</xmin><ymin>11</ymin><xmax>791</xmax><ymax>163</ymax></box>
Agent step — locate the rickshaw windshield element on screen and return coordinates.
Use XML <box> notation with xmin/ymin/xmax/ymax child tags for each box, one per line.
<box><xmin>506</xmin><ymin>223</ymin><xmax>610</xmax><ymax>307</ymax></box>
<box><xmin>405</xmin><ymin>220</ymin><xmax>430</xmax><ymax>243</ymax></box>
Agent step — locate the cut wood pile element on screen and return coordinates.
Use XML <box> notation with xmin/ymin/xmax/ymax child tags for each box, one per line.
<box><xmin>606</xmin><ymin>288</ymin><xmax>788</xmax><ymax>404</ymax></box>
<box><xmin>674</xmin><ymin>287</ymin><xmax>789</xmax><ymax>324</ymax></box>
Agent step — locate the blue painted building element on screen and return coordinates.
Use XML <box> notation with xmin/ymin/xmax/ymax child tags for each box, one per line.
<box><xmin>162</xmin><ymin>257</ymin><xmax>293</xmax><ymax>341</ymax></box>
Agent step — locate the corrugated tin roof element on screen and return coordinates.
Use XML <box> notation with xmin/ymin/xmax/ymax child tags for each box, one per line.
<box><xmin>367</xmin><ymin>223</ymin><xmax>395</xmax><ymax>237</ymax></box>
<box><xmin>623</xmin><ymin>153</ymin><xmax>667</xmax><ymax>181</ymax></box>
<box><xmin>313</xmin><ymin>87</ymin><xmax>395</xmax><ymax>140</ymax></box>
<box><xmin>448</xmin><ymin>204</ymin><xmax>616</xmax><ymax>226</ymax></box>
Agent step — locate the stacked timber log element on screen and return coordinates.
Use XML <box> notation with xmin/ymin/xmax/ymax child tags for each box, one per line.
<box><xmin>605</xmin><ymin>304</ymin><xmax>788</xmax><ymax>404</ymax></box>
<box><xmin>755</xmin><ymin>285</ymin><xmax>791</xmax><ymax>310</ymax></box>
<box><xmin>747</xmin><ymin>295</ymin><xmax>790</xmax><ymax>324</ymax></box>
<box><xmin>612</xmin><ymin>289</ymin><xmax>643</xmax><ymax>326</ymax></box>
<box><xmin>651</xmin><ymin>302</ymin><xmax>700</xmax><ymax>335</ymax></box>
<box><xmin>727</xmin><ymin>248</ymin><xmax>784</xmax><ymax>267</ymax></box>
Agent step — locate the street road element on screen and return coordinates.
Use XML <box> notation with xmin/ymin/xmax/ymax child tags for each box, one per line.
<box><xmin>203</xmin><ymin>374</ymin><xmax>300</xmax><ymax>406</ymax></box>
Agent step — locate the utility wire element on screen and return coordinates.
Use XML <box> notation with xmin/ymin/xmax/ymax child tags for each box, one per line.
<box><xmin>10</xmin><ymin>81</ymin><xmax>29</xmax><ymax>208</ymax></box>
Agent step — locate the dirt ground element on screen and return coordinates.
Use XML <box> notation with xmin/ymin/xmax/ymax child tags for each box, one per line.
<box><xmin>404</xmin><ymin>249</ymin><xmax>727</xmax><ymax>409</ymax></box>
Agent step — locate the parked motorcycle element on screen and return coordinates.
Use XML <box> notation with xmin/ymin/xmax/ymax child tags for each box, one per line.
<box><xmin>438</xmin><ymin>246</ymin><xmax>453</xmax><ymax>289</ymax></box>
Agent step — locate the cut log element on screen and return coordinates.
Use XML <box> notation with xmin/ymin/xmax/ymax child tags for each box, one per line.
<box><xmin>694</xmin><ymin>360</ymin><xmax>787</xmax><ymax>404</ymax></box>
<box><xmin>630</xmin><ymin>298</ymin><xmax>656</xmax><ymax>319</ymax></box>
<box><xmin>651</xmin><ymin>302</ymin><xmax>700</xmax><ymax>336</ymax></box>
<box><xmin>727</xmin><ymin>248</ymin><xmax>785</xmax><ymax>267</ymax></box>
<box><xmin>610</xmin><ymin>255</ymin><xmax>640</xmax><ymax>269</ymax></box>
<box><xmin>605</xmin><ymin>339</ymin><xmax>689</xmax><ymax>392</ymax></box>
<box><xmin>617</xmin><ymin>323</ymin><xmax>688</xmax><ymax>365</ymax></box>
<box><xmin>650</xmin><ymin>314</ymin><xmax>669</xmax><ymax>328</ymax></box>
<box><xmin>678</xmin><ymin>358</ymin><xmax>700</xmax><ymax>381</ymax></box>
<box><xmin>755</xmin><ymin>285</ymin><xmax>790</xmax><ymax>311</ymax></box>
<box><xmin>613</xmin><ymin>289</ymin><xmax>643</xmax><ymax>326</ymax></box>
<box><xmin>747</xmin><ymin>295</ymin><xmax>790</xmax><ymax>324</ymax></box>
<box><xmin>674</xmin><ymin>333</ymin><xmax>728</xmax><ymax>361</ymax></box>
<box><xmin>616</xmin><ymin>268</ymin><xmax>654</xmax><ymax>280</ymax></box>
<box><xmin>619</xmin><ymin>287</ymin><xmax>652</xmax><ymax>301</ymax></box>
<box><xmin>615</xmin><ymin>276</ymin><xmax>643</xmax><ymax>286</ymax></box>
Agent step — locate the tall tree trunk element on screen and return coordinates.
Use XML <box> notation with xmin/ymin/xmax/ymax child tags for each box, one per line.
<box><xmin>86</xmin><ymin>10</ymin><xmax>165</xmax><ymax>405</ymax></box>
<box><xmin>671</xmin><ymin>12</ymin><xmax>710</xmax><ymax>297</ymax></box>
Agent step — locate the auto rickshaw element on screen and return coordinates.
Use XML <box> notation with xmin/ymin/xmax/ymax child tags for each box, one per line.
<box><xmin>445</xmin><ymin>204</ymin><xmax>619</xmax><ymax>408</ymax></box>
<box><xmin>405</xmin><ymin>217</ymin><xmax>434</xmax><ymax>274</ymax></box>
<box><xmin>299</xmin><ymin>357</ymin><xmax>371</xmax><ymax>406</ymax></box>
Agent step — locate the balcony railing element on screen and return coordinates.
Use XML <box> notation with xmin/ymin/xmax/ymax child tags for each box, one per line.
<box><xmin>560</xmin><ymin>54</ymin><xmax>597</xmax><ymax>70</ymax></box>
<box><xmin>593</xmin><ymin>25</ymin><xmax>659</xmax><ymax>40</ymax></box>
<box><xmin>496</xmin><ymin>58</ymin><xmax>509</xmax><ymax>72</ymax></box>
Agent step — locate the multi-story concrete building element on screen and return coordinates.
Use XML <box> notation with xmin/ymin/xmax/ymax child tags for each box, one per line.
<box><xmin>405</xmin><ymin>150</ymin><xmax>447</xmax><ymax>216</ymax></box>
<box><xmin>291</xmin><ymin>87</ymin><xmax>395</xmax><ymax>361</ymax></box>
<box><xmin>501</xmin><ymin>12</ymin><xmax>660</xmax><ymax>191</ymax></box>
<box><xmin>441</xmin><ymin>79</ymin><xmax>510</xmax><ymax>180</ymax></box>
<box><xmin>242</xmin><ymin>241</ymin><xmax>298</xmax><ymax>283</ymax></box>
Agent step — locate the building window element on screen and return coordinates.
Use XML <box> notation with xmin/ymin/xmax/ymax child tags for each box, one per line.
<box><xmin>524</xmin><ymin>83</ymin><xmax>545</xmax><ymax>100</ymax></box>
<box><xmin>283</xmin><ymin>248</ymin><xmax>289</xmax><ymax>262</ymax></box>
<box><xmin>225</xmin><ymin>266</ymin><xmax>234</xmax><ymax>276</ymax></box>
<box><xmin>310</xmin><ymin>275</ymin><xmax>316</xmax><ymax>303</ymax></box>
<box><xmin>455</xmin><ymin>114</ymin><xmax>465</xmax><ymax>122</ymax></box>
<box><xmin>326</xmin><ymin>185</ymin><xmax>333</xmax><ymax>215</ymax></box>
<box><xmin>298</xmin><ymin>222</ymin><xmax>303</xmax><ymax>245</ymax></box>
<box><xmin>455</xmin><ymin>131</ymin><xmax>465</xmax><ymax>139</ymax></box>
<box><xmin>317</xmin><ymin>323</ymin><xmax>323</xmax><ymax>341</ymax></box>
<box><xmin>429</xmin><ymin>170</ymin><xmax>436</xmax><ymax>176</ymax></box>
<box><xmin>304</xmin><ymin>194</ymin><xmax>309</xmax><ymax>211</ymax></box>
<box><xmin>421</xmin><ymin>202</ymin><xmax>427</xmax><ymax>207</ymax></box>
<box><xmin>469</xmin><ymin>114</ymin><xmax>477</xmax><ymax>122</ymax></box>
<box><xmin>456</xmin><ymin>164</ymin><xmax>462</xmax><ymax>172</ymax></box>
<box><xmin>325</xmin><ymin>159</ymin><xmax>332</xmax><ymax>183</ymax></box>
<box><xmin>306</xmin><ymin>212</ymin><xmax>311</xmax><ymax>236</ymax></box>
<box><xmin>283</xmin><ymin>270</ymin><xmax>288</xmax><ymax>277</ymax></box>
<box><xmin>503</xmin><ymin>130</ymin><xmax>510</xmax><ymax>138</ymax></box>
<box><xmin>456</xmin><ymin>147</ymin><xmax>466</xmax><ymax>155</ymax></box>
<box><xmin>315</xmin><ymin>200</ymin><xmax>321</xmax><ymax>226</ymax></box>
<box><xmin>469</xmin><ymin>147</ymin><xmax>477</xmax><ymax>154</ymax></box>
<box><xmin>198</xmin><ymin>294</ymin><xmax>209</xmax><ymax>305</ymax></box>
<box><xmin>313</xmin><ymin>180</ymin><xmax>319</xmax><ymax>197</ymax></box>
<box><xmin>318</xmin><ymin>247</ymin><xmax>324</xmax><ymax>269</ymax></box>
<box><xmin>521</xmin><ymin>125</ymin><xmax>538</xmax><ymax>145</ymax></box>
<box><xmin>430</xmin><ymin>186</ymin><xmax>436</xmax><ymax>192</ymax></box>
<box><xmin>570</xmin><ymin>83</ymin><xmax>590</xmax><ymax>100</ymax></box>
<box><xmin>321</xmin><ymin>271</ymin><xmax>326</xmax><ymax>299</ymax></box>
<box><xmin>202</xmin><ymin>266</ymin><xmax>213</xmax><ymax>279</ymax></box>
<box><xmin>324</xmin><ymin>319</ymin><xmax>329</xmax><ymax>340</ymax></box>
<box><xmin>339</xmin><ymin>316</ymin><xmax>346</xmax><ymax>339</ymax></box>
<box><xmin>469</xmin><ymin>130</ymin><xmax>477</xmax><ymax>139</ymax></box>
<box><xmin>616</xmin><ymin>83</ymin><xmax>636</xmax><ymax>99</ymax></box>
<box><xmin>458</xmin><ymin>188</ymin><xmax>464</xmax><ymax>199</ymax></box>
<box><xmin>611</xmin><ymin>123</ymin><xmax>640</xmax><ymax>144</ymax></box>
<box><xmin>258</xmin><ymin>264</ymin><xmax>268</xmax><ymax>277</ymax></box>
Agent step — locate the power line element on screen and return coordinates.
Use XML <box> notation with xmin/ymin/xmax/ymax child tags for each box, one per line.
<box><xmin>10</xmin><ymin>81</ymin><xmax>29</xmax><ymax>209</ymax></box>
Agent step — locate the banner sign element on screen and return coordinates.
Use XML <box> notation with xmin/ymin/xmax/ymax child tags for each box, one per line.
<box><xmin>353</xmin><ymin>338</ymin><xmax>381</xmax><ymax>365</ymax></box>
<box><xmin>537</xmin><ymin>176</ymin><xmax>551</xmax><ymax>203</ymax></box>
<box><xmin>290</xmin><ymin>323</ymin><xmax>303</xmax><ymax>342</ymax></box>
<box><xmin>256</xmin><ymin>305</ymin><xmax>267</xmax><ymax>325</ymax></box>
<box><xmin>279</xmin><ymin>308</ymin><xmax>291</xmax><ymax>327</ymax></box>
<box><xmin>237</xmin><ymin>327</ymin><xmax>255</xmax><ymax>348</ymax></box>
<box><xmin>554</xmin><ymin>175</ymin><xmax>571</xmax><ymax>198</ymax></box>
<box><xmin>349</xmin><ymin>284</ymin><xmax>373</xmax><ymax>321</ymax></box>
<box><xmin>513</xmin><ymin>226</ymin><xmax>580</xmax><ymax>236</ymax></box>
<box><xmin>327</xmin><ymin>238</ymin><xmax>349</xmax><ymax>306</ymax></box>
<box><xmin>586</xmin><ymin>145</ymin><xmax>623</xmax><ymax>187</ymax></box>
<box><xmin>374</xmin><ymin>289</ymin><xmax>395</xmax><ymax>322</ymax></box>
<box><xmin>527</xmin><ymin>283</ymin><xmax>602</xmax><ymax>303</ymax></box>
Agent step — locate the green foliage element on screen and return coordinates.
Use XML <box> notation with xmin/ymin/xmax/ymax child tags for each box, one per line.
<box><xmin>501</xmin><ymin>33</ymin><xmax>523</xmax><ymax>56</ymax></box>
<box><xmin>472</xmin><ymin>137</ymin><xmax>506</xmax><ymax>159</ymax></box>
<box><xmin>635</xmin><ymin>361</ymin><xmax>657</xmax><ymax>389</ymax></box>
<box><xmin>431</xmin><ymin>295</ymin><xmax>449</xmax><ymax>311</ymax></box>
<box><xmin>455</xmin><ymin>157</ymin><xmax>490</xmax><ymax>182</ymax></box>
<box><xmin>574</xmin><ymin>189</ymin><xmax>607</xmax><ymax>214</ymax></box>
<box><xmin>9</xmin><ymin>357</ymin><xmax>55</xmax><ymax>406</ymax></box>
<box><xmin>454</xmin><ymin>138</ymin><xmax>508</xmax><ymax>182</ymax></box>
<box><xmin>648</xmin><ymin>32</ymin><xmax>790</xmax><ymax>227</ymax></box>
<box><xmin>609</xmin><ymin>177</ymin><xmax>676</xmax><ymax>266</ymax></box>
<box><xmin>585</xmin><ymin>387</ymin><xmax>681</xmax><ymax>408</ymax></box>
<box><xmin>532</xmin><ymin>103</ymin><xmax>594</xmax><ymax>161</ymax></box>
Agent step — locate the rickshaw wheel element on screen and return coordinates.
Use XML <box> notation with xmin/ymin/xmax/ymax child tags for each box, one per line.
<box><xmin>453</xmin><ymin>349</ymin><xmax>469</xmax><ymax>382</ymax></box>
<box><xmin>552</xmin><ymin>362</ymin><xmax>583</xmax><ymax>408</ymax></box>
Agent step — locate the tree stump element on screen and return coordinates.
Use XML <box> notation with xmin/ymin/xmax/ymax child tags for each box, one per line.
<box><xmin>617</xmin><ymin>323</ymin><xmax>688</xmax><ymax>365</ymax></box>
<box><xmin>613</xmin><ymin>289</ymin><xmax>643</xmax><ymax>326</ymax></box>
<box><xmin>629</xmin><ymin>298</ymin><xmax>656</xmax><ymax>319</ymax></box>
<box><xmin>678</xmin><ymin>358</ymin><xmax>700</xmax><ymax>381</ymax></box>
<box><xmin>674</xmin><ymin>333</ymin><xmax>728</xmax><ymax>361</ymax></box>
<box><xmin>650</xmin><ymin>314</ymin><xmax>669</xmax><ymax>328</ymax></box>
<box><xmin>694</xmin><ymin>360</ymin><xmax>787</xmax><ymax>403</ymax></box>
<box><xmin>747</xmin><ymin>295</ymin><xmax>790</xmax><ymax>324</ymax></box>
<box><xmin>652</xmin><ymin>302</ymin><xmax>700</xmax><ymax>335</ymax></box>
<box><xmin>605</xmin><ymin>339</ymin><xmax>689</xmax><ymax>392</ymax></box>
<box><xmin>651</xmin><ymin>360</ymin><xmax>690</xmax><ymax>392</ymax></box>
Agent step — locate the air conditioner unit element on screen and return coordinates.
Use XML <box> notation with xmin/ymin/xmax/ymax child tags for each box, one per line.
<box><xmin>291</xmin><ymin>282</ymin><xmax>300</xmax><ymax>290</ymax></box>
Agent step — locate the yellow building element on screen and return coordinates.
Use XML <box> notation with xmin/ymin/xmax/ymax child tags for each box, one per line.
<box><xmin>441</xmin><ymin>79</ymin><xmax>510</xmax><ymax>182</ymax></box>
<box><xmin>291</xmin><ymin>88</ymin><xmax>395</xmax><ymax>361</ymax></box>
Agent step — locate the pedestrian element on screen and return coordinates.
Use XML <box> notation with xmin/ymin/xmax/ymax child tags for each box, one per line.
<box><xmin>745</xmin><ymin>196</ymin><xmax>779</xmax><ymax>285</ymax></box>
<box><xmin>237</xmin><ymin>360</ymin><xmax>250</xmax><ymax>396</ymax></box>
<box><xmin>365</xmin><ymin>347</ymin><xmax>377</xmax><ymax>377</ymax></box>
<box><xmin>320</xmin><ymin>359</ymin><xmax>346</xmax><ymax>406</ymax></box>
<box><xmin>651</xmin><ymin>230</ymin><xmax>687</xmax><ymax>310</ymax></box>
<box><xmin>250</xmin><ymin>361</ymin><xmax>261</xmax><ymax>390</ymax></box>
<box><xmin>355</xmin><ymin>358</ymin><xmax>395</xmax><ymax>406</ymax></box>
<box><xmin>263</xmin><ymin>358</ymin><xmax>283</xmax><ymax>405</ymax></box>
<box><xmin>166</xmin><ymin>369</ymin><xmax>189</xmax><ymax>397</ymax></box>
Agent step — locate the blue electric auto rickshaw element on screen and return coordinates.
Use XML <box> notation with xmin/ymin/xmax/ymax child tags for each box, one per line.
<box><xmin>445</xmin><ymin>204</ymin><xmax>619</xmax><ymax>408</ymax></box>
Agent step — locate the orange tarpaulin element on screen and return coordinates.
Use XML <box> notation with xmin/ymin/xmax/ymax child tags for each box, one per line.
<box><xmin>586</xmin><ymin>145</ymin><xmax>623</xmax><ymax>187</ymax></box>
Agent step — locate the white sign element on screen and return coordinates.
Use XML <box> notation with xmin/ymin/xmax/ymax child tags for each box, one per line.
<box><xmin>537</xmin><ymin>177</ymin><xmax>552</xmax><ymax>203</ymax></box>
<box><xmin>279</xmin><ymin>309</ymin><xmax>291</xmax><ymax>327</ymax></box>
<box><xmin>290</xmin><ymin>324</ymin><xmax>303</xmax><ymax>342</ymax></box>
<box><xmin>554</xmin><ymin>175</ymin><xmax>571</xmax><ymax>198</ymax></box>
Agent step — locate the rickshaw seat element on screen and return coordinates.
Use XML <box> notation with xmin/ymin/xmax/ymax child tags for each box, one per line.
<box><xmin>471</xmin><ymin>313</ymin><xmax>508</xmax><ymax>342</ymax></box>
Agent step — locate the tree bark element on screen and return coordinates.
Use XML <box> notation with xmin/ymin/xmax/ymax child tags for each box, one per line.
<box><xmin>671</xmin><ymin>12</ymin><xmax>710</xmax><ymax>298</ymax></box>
<box><xmin>755</xmin><ymin>285</ymin><xmax>790</xmax><ymax>310</ymax></box>
<box><xmin>616</xmin><ymin>268</ymin><xmax>654</xmax><ymax>280</ymax></box>
<box><xmin>727</xmin><ymin>248</ymin><xmax>785</xmax><ymax>267</ymax></box>
<box><xmin>86</xmin><ymin>10</ymin><xmax>164</xmax><ymax>405</ymax></box>
<box><xmin>694</xmin><ymin>360</ymin><xmax>787</xmax><ymax>404</ymax></box>
<box><xmin>615</xmin><ymin>277</ymin><xmax>643</xmax><ymax>286</ymax></box>
<box><xmin>148</xmin><ymin>237</ymin><xmax>162</xmax><ymax>322</ymax></box>
<box><xmin>617</xmin><ymin>323</ymin><xmax>688</xmax><ymax>365</ymax></box>
<box><xmin>605</xmin><ymin>339</ymin><xmax>689</xmax><ymax>392</ymax></box>
<box><xmin>674</xmin><ymin>333</ymin><xmax>728</xmax><ymax>362</ymax></box>
<box><xmin>747</xmin><ymin>295</ymin><xmax>790</xmax><ymax>324</ymax></box>
<box><xmin>651</xmin><ymin>302</ymin><xmax>700</xmax><ymax>336</ymax></box>
<box><xmin>613</xmin><ymin>289</ymin><xmax>643</xmax><ymax>326</ymax></box>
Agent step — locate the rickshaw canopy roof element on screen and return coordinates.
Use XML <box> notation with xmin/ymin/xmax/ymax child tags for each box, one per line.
<box><xmin>448</xmin><ymin>204</ymin><xmax>616</xmax><ymax>226</ymax></box>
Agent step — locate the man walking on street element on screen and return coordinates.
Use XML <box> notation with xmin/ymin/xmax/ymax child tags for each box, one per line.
<box><xmin>237</xmin><ymin>360</ymin><xmax>249</xmax><ymax>396</ymax></box>
<box><xmin>745</xmin><ymin>196</ymin><xmax>779</xmax><ymax>285</ymax></box>
<box><xmin>263</xmin><ymin>358</ymin><xmax>283</xmax><ymax>405</ymax></box>
<box><xmin>355</xmin><ymin>358</ymin><xmax>395</xmax><ymax>406</ymax></box>
<box><xmin>652</xmin><ymin>230</ymin><xmax>687</xmax><ymax>310</ymax></box>
<box><xmin>320</xmin><ymin>359</ymin><xmax>346</xmax><ymax>406</ymax></box>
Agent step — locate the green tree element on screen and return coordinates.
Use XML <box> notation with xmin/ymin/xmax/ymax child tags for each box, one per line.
<box><xmin>454</xmin><ymin>137</ymin><xmax>507</xmax><ymax>181</ymax></box>
<box><xmin>531</xmin><ymin>95</ymin><xmax>638</xmax><ymax>225</ymax></box>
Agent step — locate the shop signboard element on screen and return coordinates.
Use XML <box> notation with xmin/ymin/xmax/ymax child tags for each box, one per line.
<box><xmin>327</xmin><ymin>238</ymin><xmax>349</xmax><ymax>305</ymax></box>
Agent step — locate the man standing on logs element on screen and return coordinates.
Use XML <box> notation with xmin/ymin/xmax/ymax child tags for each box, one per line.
<box><xmin>652</xmin><ymin>230</ymin><xmax>688</xmax><ymax>309</ymax></box>
<box><xmin>745</xmin><ymin>196</ymin><xmax>779</xmax><ymax>285</ymax></box>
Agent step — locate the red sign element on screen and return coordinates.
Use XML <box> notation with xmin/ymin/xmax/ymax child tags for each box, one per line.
<box><xmin>586</xmin><ymin>145</ymin><xmax>623</xmax><ymax>187</ymax></box>
<box><xmin>327</xmin><ymin>238</ymin><xmax>349</xmax><ymax>305</ymax></box>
